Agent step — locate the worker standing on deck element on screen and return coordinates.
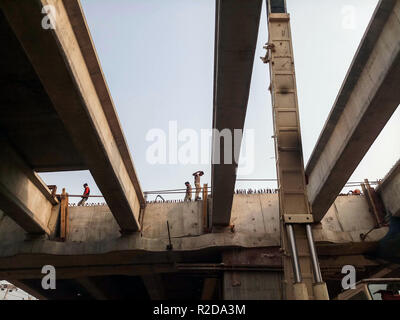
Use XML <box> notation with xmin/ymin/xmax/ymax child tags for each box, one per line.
<box><xmin>192</xmin><ymin>171</ymin><xmax>204</xmax><ymax>201</ymax></box>
<box><xmin>77</xmin><ymin>183</ymin><xmax>90</xmax><ymax>206</ymax></box>
<box><xmin>184</xmin><ymin>182</ymin><xmax>192</xmax><ymax>202</ymax></box>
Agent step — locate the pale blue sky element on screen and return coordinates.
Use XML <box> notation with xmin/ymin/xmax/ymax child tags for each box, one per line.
<box><xmin>40</xmin><ymin>0</ymin><xmax>400</xmax><ymax>202</ymax></box>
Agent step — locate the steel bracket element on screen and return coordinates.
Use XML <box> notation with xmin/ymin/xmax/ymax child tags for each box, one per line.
<box><xmin>283</xmin><ymin>214</ymin><xmax>314</xmax><ymax>224</ymax></box>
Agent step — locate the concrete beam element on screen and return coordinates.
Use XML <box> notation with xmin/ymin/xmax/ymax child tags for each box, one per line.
<box><xmin>306</xmin><ymin>0</ymin><xmax>400</xmax><ymax>221</ymax></box>
<box><xmin>211</xmin><ymin>0</ymin><xmax>262</xmax><ymax>226</ymax></box>
<box><xmin>0</xmin><ymin>140</ymin><xmax>55</xmax><ymax>235</ymax></box>
<box><xmin>62</xmin><ymin>0</ymin><xmax>145</xmax><ymax>208</ymax></box>
<box><xmin>0</xmin><ymin>0</ymin><xmax>144</xmax><ymax>232</ymax></box>
<box><xmin>377</xmin><ymin>159</ymin><xmax>400</xmax><ymax>217</ymax></box>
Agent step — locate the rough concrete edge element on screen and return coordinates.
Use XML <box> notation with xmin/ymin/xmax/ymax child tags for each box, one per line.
<box><xmin>305</xmin><ymin>0</ymin><xmax>396</xmax><ymax>175</ymax></box>
<box><xmin>376</xmin><ymin>158</ymin><xmax>400</xmax><ymax>192</ymax></box>
<box><xmin>0</xmin><ymin>230</ymin><xmax>279</xmax><ymax>257</ymax></box>
<box><xmin>62</xmin><ymin>0</ymin><xmax>145</xmax><ymax>207</ymax></box>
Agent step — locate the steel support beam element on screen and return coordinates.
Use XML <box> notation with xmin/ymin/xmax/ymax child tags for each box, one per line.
<box><xmin>264</xmin><ymin>0</ymin><xmax>328</xmax><ymax>299</ymax></box>
<box><xmin>306</xmin><ymin>0</ymin><xmax>400</xmax><ymax>221</ymax></box>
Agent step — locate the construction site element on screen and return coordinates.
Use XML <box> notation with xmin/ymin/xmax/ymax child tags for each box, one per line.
<box><xmin>0</xmin><ymin>0</ymin><xmax>400</xmax><ymax>301</ymax></box>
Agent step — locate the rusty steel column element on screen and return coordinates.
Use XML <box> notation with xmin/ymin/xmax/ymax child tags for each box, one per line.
<box><xmin>263</xmin><ymin>0</ymin><xmax>329</xmax><ymax>300</ymax></box>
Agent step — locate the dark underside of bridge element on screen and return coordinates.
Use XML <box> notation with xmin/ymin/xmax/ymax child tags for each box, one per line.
<box><xmin>15</xmin><ymin>252</ymin><xmax>225</xmax><ymax>300</ymax></box>
<box><xmin>17</xmin><ymin>275</ymin><xmax>207</xmax><ymax>300</ymax></box>
<box><xmin>0</xmin><ymin>9</ymin><xmax>85</xmax><ymax>172</ymax></box>
<box><xmin>13</xmin><ymin>267</ymin><xmax>400</xmax><ymax>300</ymax></box>
<box><xmin>9</xmin><ymin>250</ymin><xmax>400</xmax><ymax>300</ymax></box>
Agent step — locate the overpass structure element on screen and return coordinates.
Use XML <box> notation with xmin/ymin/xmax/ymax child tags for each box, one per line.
<box><xmin>305</xmin><ymin>0</ymin><xmax>400</xmax><ymax>222</ymax></box>
<box><xmin>0</xmin><ymin>0</ymin><xmax>399</xmax><ymax>300</ymax></box>
<box><xmin>0</xmin><ymin>0</ymin><xmax>144</xmax><ymax>235</ymax></box>
<box><xmin>0</xmin><ymin>193</ymin><xmax>390</xmax><ymax>299</ymax></box>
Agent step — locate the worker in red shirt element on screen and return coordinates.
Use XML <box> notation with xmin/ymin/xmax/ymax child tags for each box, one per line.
<box><xmin>77</xmin><ymin>183</ymin><xmax>90</xmax><ymax>206</ymax></box>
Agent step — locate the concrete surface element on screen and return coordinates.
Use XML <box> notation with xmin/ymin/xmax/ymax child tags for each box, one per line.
<box><xmin>305</xmin><ymin>0</ymin><xmax>400</xmax><ymax>221</ymax></box>
<box><xmin>377</xmin><ymin>159</ymin><xmax>400</xmax><ymax>217</ymax></box>
<box><xmin>0</xmin><ymin>0</ymin><xmax>144</xmax><ymax>232</ymax></box>
<box><xmin>0</xmin><ymin>141</ymin><xmax>56</xmax><ymax>234</ymax></box>
<box><xmin>211</xmin><ymin>0</ymin><xmax>262</xmax><ymax>226</ymax></box>
<box><xmin>0</xmin><ymin>194</ymin><xmax>388</xmax><ymax>280</ymax></box>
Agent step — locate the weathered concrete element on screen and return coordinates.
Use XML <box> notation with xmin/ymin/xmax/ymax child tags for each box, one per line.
<box><xmin>0</xmin><ymin>0</ymin><xmax>144</xmax><ymax>232</ymax></box>
<box><xmin>0</xmin><ymin>140</ymin><xmax>57</xmax><ymax>235</ymax></box>
<box><xmin>305</xmin><ymin>0</ymin><xmax>400</xmax><ymax>221</ymax></box>
<box><xmin>0</xmin><ymin>8</ymin><xmax>85</xmax><ymax>171</ymax></box>
<box><xmin>223</xmin><ymin>271</ymin><xmax>283</xmax><ymax>300</ymax></box>
<box><xmin>222</xmin><ymin>248</ymin><xmax>283</xmax><ymax>300</ymax></box>
<box><xmin>0</xmin><ymin>194</ymin><xmax>388</xmax><ymax>279</ymax></box>
<box><xmin>377</xmin><ymin>159</ymin><xmax>400</xmax><ymax>217</ymax></box>
<box><xmin>211</xmin><ymin>0</ymin><xmax>262</xmax><ymax>226</ymax></box>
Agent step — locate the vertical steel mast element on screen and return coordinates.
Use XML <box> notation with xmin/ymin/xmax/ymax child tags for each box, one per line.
<box><xmin>262</xmin><ymin>0</ymin><xmax>329</xmax><ymax>300</ymax></box>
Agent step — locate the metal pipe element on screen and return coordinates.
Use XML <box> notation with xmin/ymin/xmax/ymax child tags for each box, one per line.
<box><xmin>286</xmin><ymin>224</ymin><xmax>302</xmax><ymax>283</ymax></box>
<box><xmin>305</xmin><ymin>224</ymin><xmax>323</xmax><ymax>283</ymax></box>
<box><xmin>58</xmin><ymin>194</ymin><xmax>105</xmax><ymax>198</ymax></box>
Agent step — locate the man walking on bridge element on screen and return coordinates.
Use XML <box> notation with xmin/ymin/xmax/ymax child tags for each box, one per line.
<box><xmin>77</xmin><ymin>183</ymin><xmax>90</xmax><ymax>206</ymax></box>
<box><xmin>184</xmin><ymin>182</ymin><xmax>192</xmax><ymax>202</ymax></box>
<box><xmin>192</xmin><ymin>171</ymin><xmax>204</xmax><ymax>201</ymax></box>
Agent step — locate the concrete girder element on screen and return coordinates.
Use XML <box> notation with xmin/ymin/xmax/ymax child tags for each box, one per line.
<box><xmin>0</xmin><ymin>0</ymin><xmax>144</xmax><ymax>232</ymax></box>
<box><xmin>211</xmin><ymin>0</ymin><xmax>262</xmax><ymax>226</ymax></box>
<box><xmin>0</xmin><ymin>140</ymin><xmax>57</xmax><ymax>235</ymax></box>
<box><xmin>306</xmin><ymin>0</ymin><xmax>400</xmax><ymax>221</ymax></box>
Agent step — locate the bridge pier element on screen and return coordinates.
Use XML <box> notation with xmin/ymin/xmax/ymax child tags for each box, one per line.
<box><xmin>222</xmin><ymin>248</ymin><xmax>284</xmax><ymax>300</ymax></box>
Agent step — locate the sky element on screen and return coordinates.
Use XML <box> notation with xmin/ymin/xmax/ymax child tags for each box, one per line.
<box><xmin>39</xmin><ymin>0</ymin><xmax>400</xmax><ymax>203</ymax></box>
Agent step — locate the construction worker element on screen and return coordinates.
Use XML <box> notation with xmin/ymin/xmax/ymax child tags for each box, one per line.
<box><xmin>77</xmin><ymin>183</ymin><xmax>90</xmax><ymax>206</ymax></box>
<box><xmin>184</xmin><ymin>182</ymin><xmax>192</xmax><ymax>202</ymax></box>
<box><xmin>193</xmin><ymin>171</ymin><xmax>204</xmax><ymax>201</ymax></box>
